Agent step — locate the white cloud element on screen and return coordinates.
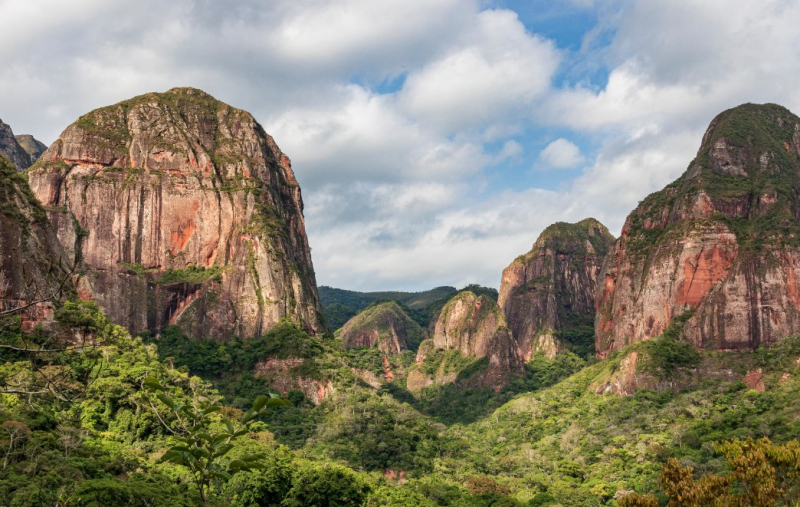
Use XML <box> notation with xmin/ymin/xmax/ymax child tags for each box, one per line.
<box><xmin>3</xmin><ymin>0</ymin><xmax>800</xmax><ymax>292</ymax></box>
<box><xmin>539</xmin><ymin>138</ymin><xmax>585</xmax><ymax>168</ymax></box>
<box><xmin>399</xmin><ymin>9</ymin><xmax>559</xmax><ymax>134</ymax></box>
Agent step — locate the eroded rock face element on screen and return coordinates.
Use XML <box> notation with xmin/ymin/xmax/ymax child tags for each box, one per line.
<box><xmin>411</xmin><ymin>292</ymin><xmax>520</xmax><ymax>389</ymax></box>
<box><xmin>14</xmin><ymin>135</ymin><xmax>47</xmax><ymax>164</ymax></box>
<box><xmin>28</xmin><ymin>88</ymin><xmax>325</xmax><ymax>338</ymax></box>
<box><xmin>336</xmin><ymin>301</ymin><xmax>422</xmax><ymax>354</ymax></box>
<box><xmin>597</xmin><ymin>103</ymin><xmax>800</xmax><ymax>356</ymax></box>
<box><xmin>498</xmin><ymin>218</ymin><xmax>614</xmax><ymax>360</ymax></box>
<box><xmin>0</xmin><ymin>120</ymin><xmax>31</xmax><ymax>170</ymax></box>
<box><xmin>0</xmin><ymin>155</ymin><xmax>71</xmax><ymax>330</ymax></box>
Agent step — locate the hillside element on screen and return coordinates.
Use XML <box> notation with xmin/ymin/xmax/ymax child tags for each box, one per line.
<box><xmin>336</xmin><ymin>300</ymin><xmax>424</xmax><ymax>354</ymax></box>
<box><xmin>0</xmin><ymin>119</ymin><xmax>32</xmax><ymax>170</ymax></box>
<box><xmin>319</xmin><ymin>285</ymin><xmax>457</xmax><ymax>330</ymax></box>
<box><xmin>3</xmin><ymin>98</ymin><xmax>800</xmax><ymax>506</ymax></box>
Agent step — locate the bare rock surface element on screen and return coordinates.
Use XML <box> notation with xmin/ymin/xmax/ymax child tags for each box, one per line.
<box><xmin>411</xmin><ymin>291</ymin><xmax>520</xmax><ymax>390</ymax></box>
<box><xmin>0</xmin><ymin>120</ymin><xmax>31</xmax><ymax>170</ymax></box>
<box><xmin>498</xmin><ymin>218</ymin><xmax>614</xmax><ymax>360</ymax></box>
<box><xmin>28</xmin><ymin>88</ymin><xmax>324</xmax><ymax>338</ymax></box>
<box><xmin>597</xmin><ymin>103</ymin><xmax>800</xmax><ymax>356</ymax></box>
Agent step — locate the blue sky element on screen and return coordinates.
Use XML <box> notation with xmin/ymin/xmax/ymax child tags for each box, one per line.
<box><xmin>2</xmin><ymin>0</ymin><xmax>800</xmax><ymax>291</ymax></box>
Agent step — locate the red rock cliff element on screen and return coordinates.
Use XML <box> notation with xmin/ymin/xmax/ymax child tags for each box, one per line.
<box><xmin>410</xmin><ymin>291</ymin><xmax>520</xmax><ymax>389</ymax></box>
<box><xmin>27</xmin><ymin>88</ymin><xmax>325</xmax><ymax>338</ymax></box>
<box><xmin>597</xmin><ymin>103</ymin><xmax>800</xmax><ymax>356</ymax></box>
<box><xmin>0</xmin><ymin>154</ymin><xmax>71</xmax><ymax>329</ymax></box>
<box><xmin>498</xmin><ymin>218</ymin><xmax>614</xmax><ymax>360</ymax></box>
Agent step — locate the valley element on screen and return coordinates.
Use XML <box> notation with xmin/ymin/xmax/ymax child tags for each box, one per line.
<box><xmin>1</xmin><ymin>92</ymin><xmax>799</xmax><ymax>506</ymax></box>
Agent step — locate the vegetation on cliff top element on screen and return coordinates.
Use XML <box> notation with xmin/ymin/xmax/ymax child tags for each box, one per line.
<box><xmin>336</xmin><ymin>300</ymin><xmax>424</xmax><ymax>352</ymax></box>
<box><xmin>624</xmin><ymin>103</ymin><xmax>800</xmax><ymax>257</ymax></box>
<box><xmin>0</xmin><ymin>154</ymin><xmax>47</xmax><ymax>226</ymax></box>
<box><xmin>521</xmin><ymin>218</ymin><xmax>615</xmax><ymax>262</ymax></box>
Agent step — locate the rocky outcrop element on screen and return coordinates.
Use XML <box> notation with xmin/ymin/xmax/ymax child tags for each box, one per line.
<box><xmin>254</xmin><ymin>358</ymin><xmax>334</xmax><ymax>405</ymax></box>
<box><xmin>498</xmin><ymin>219</ymin><xmax>614</xmax><ymax>360</ymax></box>
<box><xmin>411</xmin><ymin>291</ymin><xmax>520</xmax><ymax>389</ymax></box>
<box><xmin>336</xmin><ymin>301</ymin><xmax>422</xmax><ymax>354</ymax></box>
<box><xmin>15</xmin><ymin>135</ymin><xmax>47</xmax><ymax>164</ymax></box>
<box><xmin>0</xmin><ymin>154</ymin><xmax>72</xmax><ymax>330</ymax></box>
<box><xmin>597</xmin><ymin>103</ymin><xmax>800</xmax><ymax>356</ymax></box>
<box><xmin>0</xmin><ymin>120</ymin><xmax>31</xmax><ymax>170</ymax></box>
<box><xmin>27</xmin><ymin>88</ymin><xmax>325</xmax><ymax>338</ymax></box>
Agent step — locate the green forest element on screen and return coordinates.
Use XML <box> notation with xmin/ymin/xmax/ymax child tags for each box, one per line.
<box><xmin>2</xmin><ymin>294</ymin><xmax>799</xmax><ymax>506</ymax></box>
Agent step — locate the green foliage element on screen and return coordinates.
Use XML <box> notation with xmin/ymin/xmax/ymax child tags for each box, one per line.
<box><xmin>0</xmin><ymin>154</ymin><xmax>47</xmax><ymax>226</ymax></box>
<box><xmin>639</xmin><ymin>327</ymin><xmax>700</xmax><ymax>380</ymax></box>
<box><xmin>70</xmin><ymin>476</ymin><xmax>195</xmax><ymax>506</ymax></box>
<box><xmin>282</xmin><ymin>464</ymin><xmax>371</xmax><ymax>507</ymax></box>
<box><xmin>337</xmin><ymin>301</ymin><xmax>424</xmax><ymax>351</ymax></box>
<box><xmin>142</xmin><ymin>378</ymin><xmax>290</xmax><ymax>505</ymax></box>
<box><xmin>309</xmin><ymin>388</ymin><xmax>446</xmax><ymax>473</ymax></box>
<box><xmin>226</xmin><ymin>448</ymin><xmax>294</xmax><ymax>506</ymax></box>
<box><xmin>623</xmin><ymin>437</ymin><xmax>800</xmax><ymax>506</ymax></box>
<box><xmin>407</xmin><ymin>352</ymin><xmax>585</xmax><ymax>425</ymax></box>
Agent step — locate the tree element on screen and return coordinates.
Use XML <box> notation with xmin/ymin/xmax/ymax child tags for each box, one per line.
<box><xmin>281</xmin><ymin>464</ymin><xmax>371</xmax><ymax>507</ymax></box>
<box><xmin>142</xmin><ymin>377</ymin><xmax>290</xmax><ymax>506</ymax></box>
<box><xmin>618</xmin><ymin>437</ymin><xmax>800</xmax><ymax>506</ymax></box>
<box><xmin>0</xmin><ymin>300</ymin><xmax>119</xmax><ymax>403</ymax></box>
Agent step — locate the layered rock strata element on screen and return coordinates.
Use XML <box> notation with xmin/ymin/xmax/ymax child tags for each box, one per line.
<box><xmin>597</xmin><ymin>103</ymin><xmax>800</xmax><ymax>356</ymax></box>
<box><xmin>28</xmin><ymin>87</ymin><xmax>325</xmax><ymax>338</ymax></box>
<box><xmin>498</xmin><ymin>219</ymin><xmax>614</xmax><ymax>360</ymax></box>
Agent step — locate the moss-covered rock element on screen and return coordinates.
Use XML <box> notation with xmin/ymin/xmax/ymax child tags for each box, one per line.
<box><xmin>336</xmin><ymin>301</ymin><xmax>423</xmax><ymax>354</ymax></box>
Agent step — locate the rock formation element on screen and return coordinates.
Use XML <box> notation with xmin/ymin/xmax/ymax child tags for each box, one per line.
<box><xmin>254</xmin><ymin>358</ymin><xmax>334</xmax><ymax>405</ymax></box>
<box><xmin>597</xmin><ymin>103</ymin><xmax>800</xmax><ymax>356</ymax></box>
<box><xmin>27</xmin><ymin>87</ymin><xmax>325</xmax><ymax>338</ymax></box>
<box><xmin>410</xmin><ymin>291</ymin><xmax>520</xmax><ymax>390</ymax></box>
<box><xmin>0</xmin><ymin>120</ymin><xmax>32</xmax><ymax>170</ymax></box>
<box><xmin>336</xmin><ymin>301</ymin><xmax>422</xmax><ymax>354</ymax></box>
<box><xmin>0</xmin><ymin>154</ymin><xmax>72</xmax><ymax>330</ymax></box>
<box><xmin>498</xmin><ymin>219</ymin><xmax>614</xmax><ymax>360</ymax></box>
<box><xmin>15</xmin><ymin>135</ymin><xmax>47</xmax><ymax>164</ymax></box>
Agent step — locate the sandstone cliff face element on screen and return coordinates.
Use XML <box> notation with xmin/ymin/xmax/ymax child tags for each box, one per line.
<box><xmin>0</xmin><ymin>120</ymin><xmax>31</xmax><ymax>170</ymax></box>
<box><xmin>411</xmin><ymin>291</ymin><xmax>520</xmax><ymax>389</ymax></box>
<box><xmin>15</xmin><ymin>135</ymin><xmax>47</xmax><ymax>164</ymax></box>
<box><xmin>336</xmin><ymin>301</ymin><xmax>422</xmax><ymax>354</ymax></box>
<box><xmin>597</xmin><ymin>103</ymin><xmax>800</xmax><ymax>356</ymax></box>
<box><xmin>27</xmin><ymin>88</ymin><xmax>324</xmax><ymax>338</ymax></box>
<box><xmin>0</xmin><ymin>154</ymin><xmax>71</xmax><ymax>330</ymax></box>
<box><xmin>498</xmin><ymin>219</ymin><xmax>614</xmax><ymax>360</ymax></box>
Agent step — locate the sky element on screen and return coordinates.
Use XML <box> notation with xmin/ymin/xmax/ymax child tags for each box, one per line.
<box><xmin>2</xmin><ymin>0</ymin><xmax>800</xmax><ymax>292</ymax></box>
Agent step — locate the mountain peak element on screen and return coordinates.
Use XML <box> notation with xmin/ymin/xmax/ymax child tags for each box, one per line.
<box><xmin>28</xmin><ymin>89</ymin><xmax>325</xmax><ymax>338</ymax></box>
